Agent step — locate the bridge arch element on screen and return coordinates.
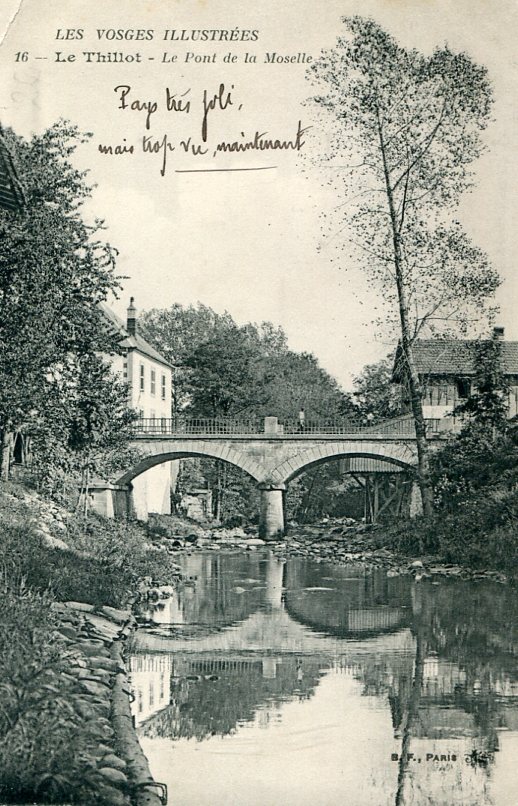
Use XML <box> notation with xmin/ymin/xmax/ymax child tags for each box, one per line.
<box><xmin>102</xmin><ymin>433</ymin><xmax>422</xmax><ymax>535</ymax></box>
<box><xmin>267</xmin><ymin>440</ymin><xmax>417</xmax><ymax>486</ymax></box>
<box><xmin>115</xmin><ymin>440</ymin><xmax>265</xmax><ymax>487</ymax></box>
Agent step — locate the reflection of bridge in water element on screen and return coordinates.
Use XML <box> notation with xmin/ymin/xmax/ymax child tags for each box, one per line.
<box><xmin>130</xmin><ymin>552</ymin><xmax>415</xmax><ymax>740</ymax></box>
<box><xmin>131</xmin><ymin>553</ymin><xmax>416</xmax><ymax>735</ymax></box>
<box><xmin>129</xmin><ymin>552</ymin><xmax>518</xmax><ymax>806</ymax></box>
<box><xmin>134</xmin><ymin>610</ymin><xmax>415</xmax><ymax>658</ymax></box>
<box><xmin>284</xmin><ymin>558</ymin><xmax>412</xmax><ymax>638</ymax></box>
<box><xmin>135</xmin><ymin>553</ymin><xmax>414</xmax><ymax>653</ymax></box>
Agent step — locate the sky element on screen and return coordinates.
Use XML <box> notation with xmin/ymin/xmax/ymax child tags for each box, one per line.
<box><xmin>0</xmin><ymin>0</ymin><xmax>516</xmax><ymax>390</ymax></box>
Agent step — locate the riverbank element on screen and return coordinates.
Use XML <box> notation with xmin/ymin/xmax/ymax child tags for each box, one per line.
<box><xmin>0</xmin><ymin>479</ymin><xmax>182</xmax><ymax>805</ymax></box>
<box><xmin>147</xmin><ymin>513</ymin><xmax>511</xmax><ymax>584</ymax></box>
<box><xmin>0</xmin><ymin>476</ymin><xmax>512</xmax><ymax>802</ymax></box>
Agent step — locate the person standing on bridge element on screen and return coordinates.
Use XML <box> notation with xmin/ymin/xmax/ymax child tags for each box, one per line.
<box><xmin>298</xmin><ymin>407</ymin><xmax>306</xmax><ymax>433</ymax></box>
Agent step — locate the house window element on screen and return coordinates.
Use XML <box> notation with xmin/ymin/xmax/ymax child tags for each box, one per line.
<box><xmin>139</xmin><ymin>363</ymin><xmax>145</xmax><ymax>392</ymax></box>
<box><xmin>161</xmin><ymin>374</ymin><xmax>166</xmax><ymax>401</ymax></box>
<box><xmin>456</xmin><ymin>379</ymin><xmax>471</xmax><ymax>399</ymax></box>
<box><xmin>150</xmin><ymin>369</ymin><xmax>156</xmax><ymax>396</ymax></box>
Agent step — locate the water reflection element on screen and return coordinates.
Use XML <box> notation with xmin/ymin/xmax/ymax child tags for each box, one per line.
<box><xmin>130</xmin><ymin>553</ymin><xmax>518</xmax><ymax>805</ymax></box>
<box><xmin>285</xmin><ymin>558</ymin><xmax>411</xmax><ymax>637</ymax></box>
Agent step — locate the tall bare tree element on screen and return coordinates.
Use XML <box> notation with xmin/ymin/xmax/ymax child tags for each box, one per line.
<box><xmin>308</xmin><ymin>17</ymin><xmax>499</xmax><ymax>515</ymax></box>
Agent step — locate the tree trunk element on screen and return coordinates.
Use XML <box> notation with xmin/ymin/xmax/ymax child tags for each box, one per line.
<box><xmin>395</xmin><ymin>627</ymin><xmax>426</xmax><ymax>806</ymax></box>
<box><xmin>1</xmin><ymin>427</ymin><xmax>14</xmax><ymax>481</ymax></box>
<box><xmin>302</xmin><ymin>470</ymin><xmax>317</xmax><ymax>521</ymax></box>
<box><xmin>376</xmin><ymin>109</ymin><xmax>433</xmax><ymax>517</ymax></box>
<box><xmin>396</xmin><ymin>582</ymin><xmax>429</xmax><ymax>805</ymax></box>
<box><xmin>214</xmin><ymin>462</ymin><xmax>222</xmax><ymax>521</ymax></box>
<box><xmin>83</xmin><ymin>465</ymin><xmax>90</xmax><ymax>519</ymax></box>
<box><xmin>220</xmin><ymin>462</ymin><xmax>227</xmax><ymax>521</ymax></box>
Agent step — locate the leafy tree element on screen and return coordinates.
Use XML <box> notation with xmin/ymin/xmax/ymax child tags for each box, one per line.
<box><xmin>140</xmin><ymin>301</ymin><xmax>356</xmax><ymax>522</ymax></box>
<box><xmin>185</xmin><ymin>327</ymin><xmax>267</xmax><ymax>417</ymax></box>
<box><xmin>241</xmin><ymin>320</ymin><xmax>288</xmax><ymax>357</ymax></box>
<box><xmin>29</xmin><ymin>355</ymin><xmax>138</xmax><ymax>506</ymax></box>
<box><xmin>352</xmin><ymin>356</ymin><xmax>402</xmax><ymax>424</ymax></box>
<box><xmin>431</xmin><ymin>337</ymin><xmax>518</xmax><ymax>508</ymax></box>
<box><xmin>67</xmin><ymin>355</ymin><xmax>138</xmax><ymax>513</ymax></box>
<box><xmin>139</xmin><ymin>303</ymin><xmax>238</xmax><ymax>413</ymax></box>
<box><xmin>430</xmin><ymin>422</ymin><xmax>518</xmax><ymax>508</ymax></box>
<box><xmin>308</xmin><ymin>17</ymin><xmax>499</xmax><ymax>515</ymax></box>
<box><xmin>259</xmin><ymin>349</ymin><xmax>354</xmax><ymax>421</ymax></box>
<box><xmin>455</xmin><ymin>337</ymin><xmax>510</xmax><ymax>430</ymax></box>
<box><xmin>0</xmin><ymin>122</ymin><xmax>120</xmax><ymax>479</ymax></box>
<box><xmin>141</xmin><ymin>302</ymin><xmax>354</xmax><ymax>421</ymax></box>
<box><xmin>139</xmin><ymin>303</ymin><xmax>291</xmax><ymax>416</ymax></box>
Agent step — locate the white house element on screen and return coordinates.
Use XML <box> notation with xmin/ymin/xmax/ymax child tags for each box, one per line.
<box><xmin>102</xmin><ymin>299</ymin><xmax>175</xmax><ymax>520</ymax></box>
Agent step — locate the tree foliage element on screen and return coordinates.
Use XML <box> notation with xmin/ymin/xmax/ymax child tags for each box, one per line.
<box><xmin>140</xmin><ymin>302</ymin><xmax>353</xmax><ymax>420</ymax></box>
<box><xmin>308</xmin><ymin>17</ymin><xmax>499</xmax><ymax>515</ymax></box>
<box><xmin>308</xmin><ymin>17</ymin><xmax>498</xmax><ymax>338</ymax></box>
<box><xmin>454</xmin><ymin>338</ymin><xmax>510</xmax><ymax>429</ymax></box>
<box><xmin>29</xmin><ymin>354</ymin><xmax>138</xmax><ymax>501</ymax></box>
<box><xmin>431</xmin><ymin>338</ymin><xmax>518</xmax><ymax>508</ymax></box>
<box><xmin>261</xmin><ymin>350</ymin><xmax>353</xmax><ymax>421</ymax></box>
<box><xmin>0</xmin><ymin>121</ymin><xmax>134</xmax><ymax>485</ymax></box>
<box><xmin>140</xmin><ymin>302</ymin><xmax>357</xmax><ymax>522</ymax></box>
<box><xmin>352</xmin><ymin>355</ymin><xmax>402</xmax><ymax>424</ymax></box>
<box><xmin>184</xmin><ymin>327</ymin><xmax>265</xmax><ymax>417</ymax></box>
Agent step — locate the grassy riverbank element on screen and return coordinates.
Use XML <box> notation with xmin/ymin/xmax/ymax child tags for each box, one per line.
<box><xmin>0</xmin><ymin>479</ymin><xmax>182</xmax><ymax>605</ymax></box>
<box><xmin>0</xmin><ymin>478</ymin><xmax>180</xmax><ymax>805</ymax></box>
<box><xmin>377</xmin><ymin>488</ymin><xmax>518</xmax><ymax>576</ymax></box>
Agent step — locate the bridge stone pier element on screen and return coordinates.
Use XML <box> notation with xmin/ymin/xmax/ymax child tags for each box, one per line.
<box><xmin>258</xmin><ymin>482</ymin><xmax>286</xmax><ymax>540</ymax></box>
<box><xmin>88</xmin><ymin>415</ymin><xmax>433</xmax><ymax>538</ymax></box>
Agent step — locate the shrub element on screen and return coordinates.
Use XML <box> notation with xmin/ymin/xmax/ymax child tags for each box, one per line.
<box><xmin>381</xmin><ymin>488</ymin><xmax>518</xmax><ymax>574</ymax></box>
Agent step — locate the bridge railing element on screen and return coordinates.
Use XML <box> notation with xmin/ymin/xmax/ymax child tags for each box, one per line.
<box><xmin>281</xmin><ymin>418</ymin><xmax>371</xmax><ymax>435</ymax></box>
<box><xmin>134</xmin><ymin>417</ymin><xmax>264</xmax><ymax>435</ymax></box>
<box><xmin>132</xmin><ymin>414</ymin><xmax>448</xmax><ymax>437</ymax></box>
<box><xmin>366</xmin><ymin>415</ymin><xmax>444</xmax><ymax>435</ymax></box>
<box><xmin>279</xmin><ymin>415</ymin><xmax>447</xmax><ymax>435</ymax></box>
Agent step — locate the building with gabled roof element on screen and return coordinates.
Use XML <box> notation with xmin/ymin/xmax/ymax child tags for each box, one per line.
<box><xmin>102</xmin><ymin>299</ymin><xmax>175</xmax><ymax>520</ymax></box>
<box><xmin>102</xmin><ymin>300</ymin><xmax>173</xmax><ymax>370</ymax></box>
<box><xmin>392</xmin><ymin>328</ymin><xmax>518</xmax><ymax>423</ymax></box>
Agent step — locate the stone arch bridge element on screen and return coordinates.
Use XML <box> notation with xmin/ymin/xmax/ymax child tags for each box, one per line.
<box><xmin>91</xmin><ymin>415</ymin><xmax>447</xmax><ymax>537</ymax></box>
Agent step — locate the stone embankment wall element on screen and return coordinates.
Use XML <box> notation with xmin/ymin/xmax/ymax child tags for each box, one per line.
<box><xmin>52</xmin><ymin>599</ymin><xmax>164</xmax><ymax>806</ymax></box>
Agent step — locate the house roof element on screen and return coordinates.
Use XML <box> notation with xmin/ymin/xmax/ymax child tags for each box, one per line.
<box><xmin>100</xmin><ymin>303</ymin><xmax>173</xmax><ymax>369</ymax></box>
<box><xmin>393</xmin><ymin>339</ymin><xmax>518</xmax><ymax>381</ymax></box>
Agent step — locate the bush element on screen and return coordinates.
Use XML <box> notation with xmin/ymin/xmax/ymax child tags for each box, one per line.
<box><xmin>381</xmin><ymin>488</ymin><xmax>518</xmax><ymax>574</ymax></box>
<box><xmin>0</xmin><ymin>485</ymin><xmax>181</xmax><ymax>607</ymax></box>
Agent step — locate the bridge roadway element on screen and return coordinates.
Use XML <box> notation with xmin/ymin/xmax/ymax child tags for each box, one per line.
<box><xmin>91</xmin><ymin>415</ymin><xmax>448</xmax><ymax>536</ymax></box>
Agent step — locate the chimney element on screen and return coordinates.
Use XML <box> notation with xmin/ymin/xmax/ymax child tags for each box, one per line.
<box><xmin>127</xmin><ymin>297</ymin><xmax>137</xmax><ymax>336</ymax></box>
<box><xmin>493</xmin><ymin>326</ymin><xmax>505</xmax><ymax>340</ymax></box>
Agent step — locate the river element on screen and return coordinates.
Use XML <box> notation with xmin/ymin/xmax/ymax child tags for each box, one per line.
<box><xmin>129</xmin><ymin>551</ymin><xmax>518</xmax><ymax>805</ymax></box>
